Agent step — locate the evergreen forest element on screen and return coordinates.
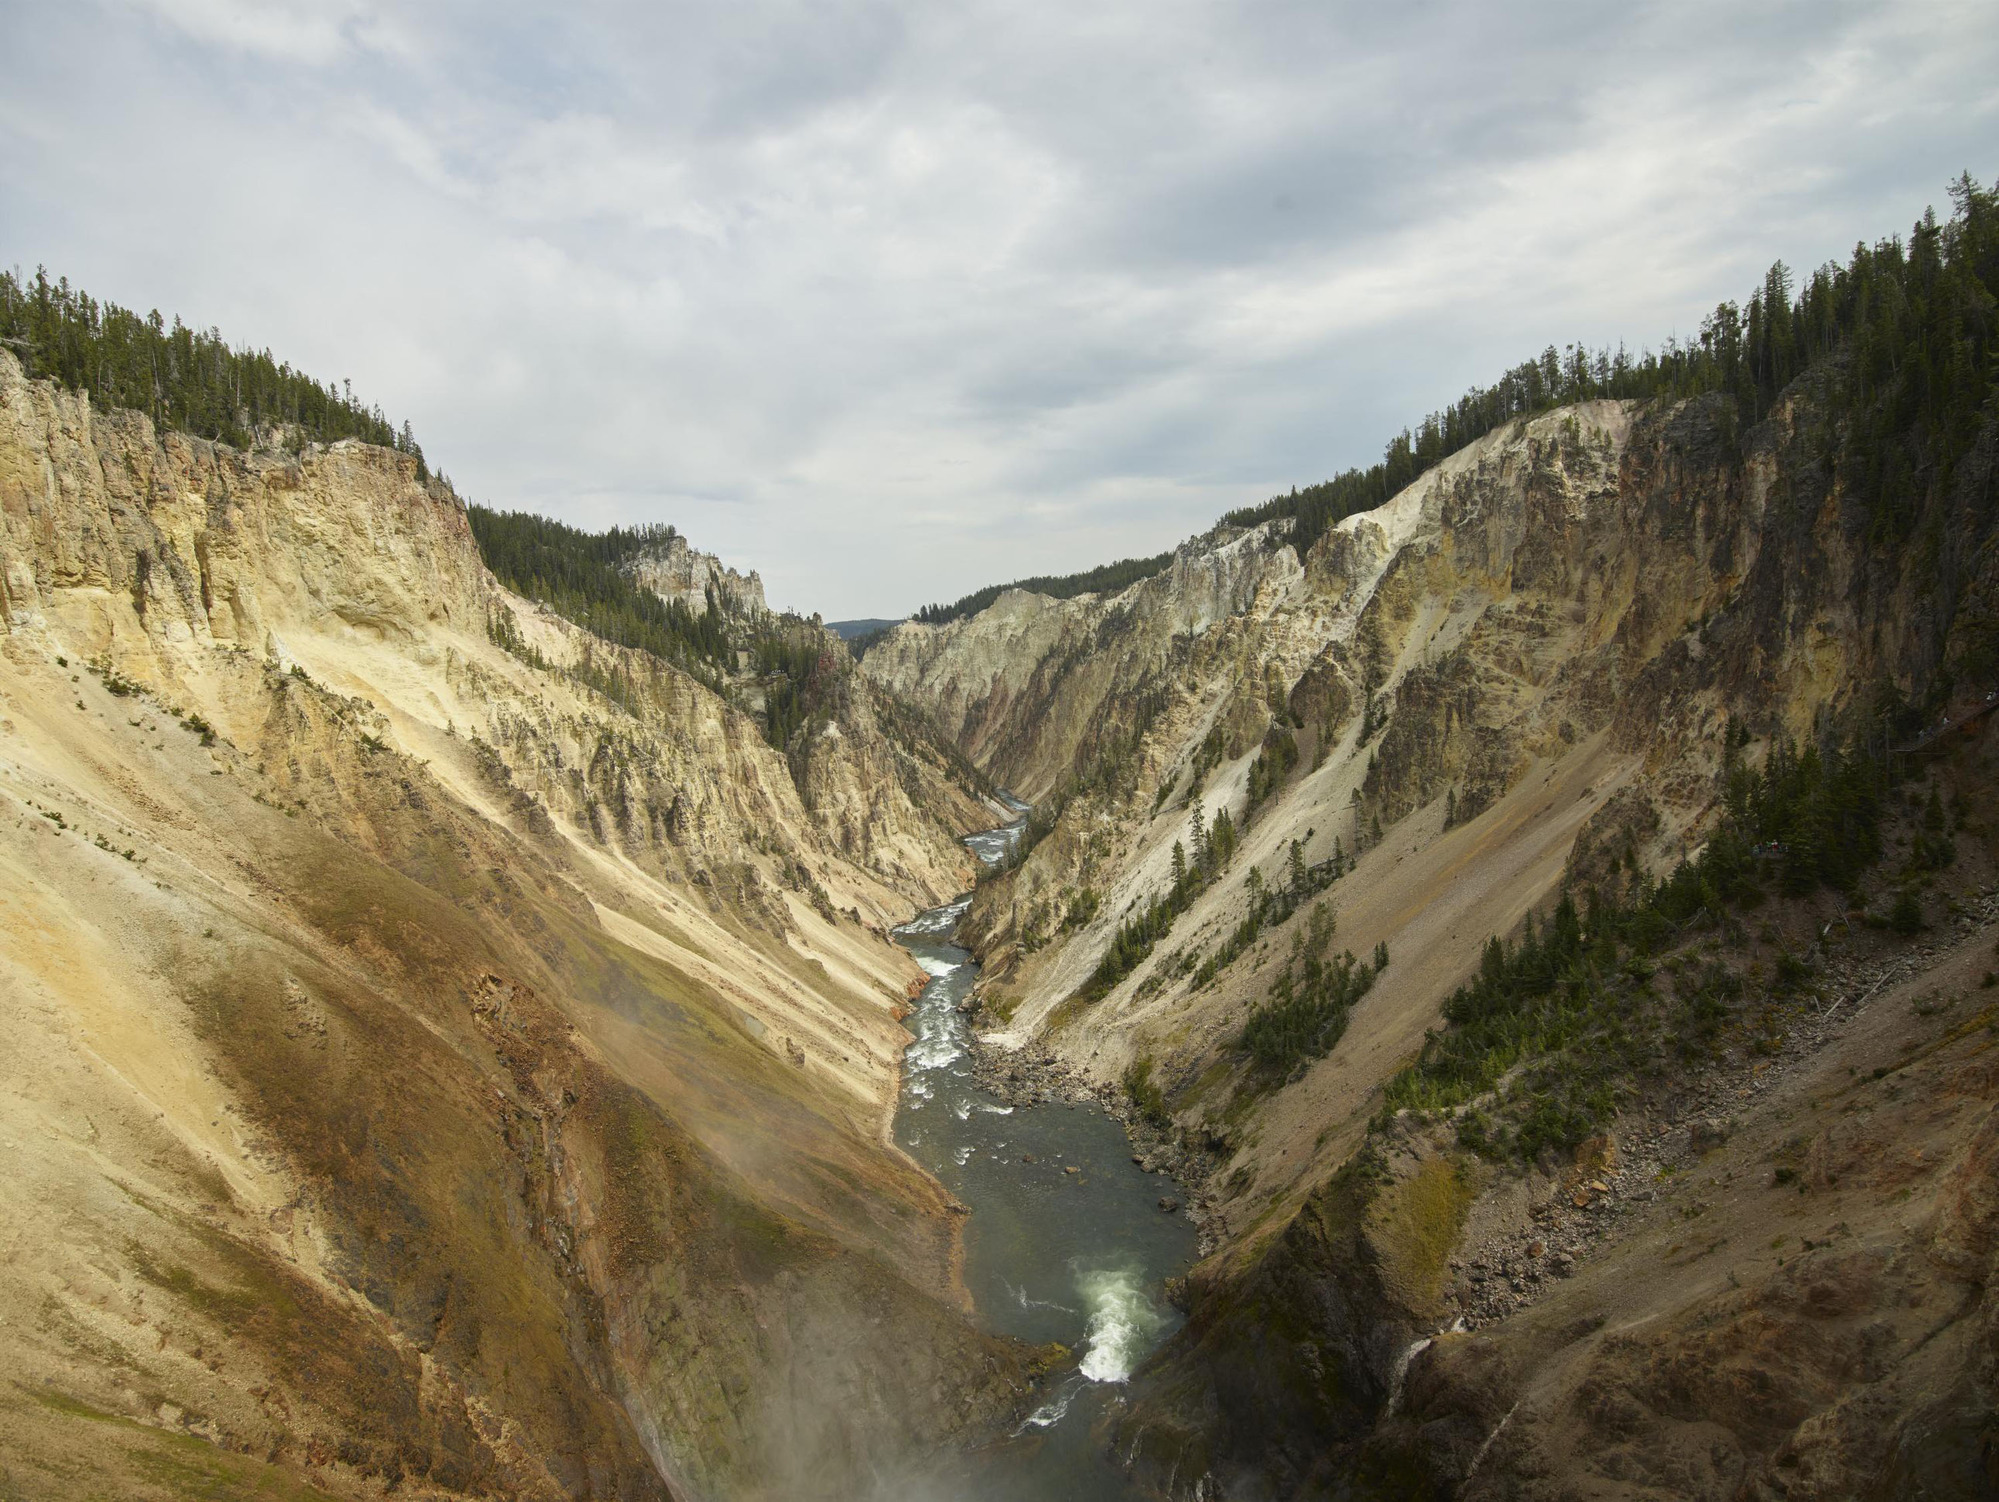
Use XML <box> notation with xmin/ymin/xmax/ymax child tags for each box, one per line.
<box><xmin>1376</xmin><ymin>720</ymin><xmax>1922</xmax><ymax>1162</ymax></box>
<box><xmin>466</xmin><ymin>511</ymin><xmax>731</xmax><ymax>673</ymax></box>
<box><xmin>924</xmin><ymin>172</ymin><xmax>1998</xmax><ymax>613</ymax></box>
<box><xmin>467</xmin><ymin>506</ymin><xmax>850</xmax><ymax>748</ymax></box>
<box><xmin>0</xmin><ymin>267</ymin><xmax>424</xmax><ymax>464</ymax></box>
<box><xmin>1228</xmin><ymin>172</ymin><xmax>1997</xmax><ymax>557</ymax></box>
<box><xmin>913</xmin><ymin>550</ymin><xmax>1178</xmax><ymax>626</ymax></box>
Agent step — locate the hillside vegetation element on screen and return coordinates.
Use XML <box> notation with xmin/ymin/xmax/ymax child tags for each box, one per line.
<box><xmin>0</xmin><ymin>266</ymin><xmax>424</xmax><ymax>462</ymax></box>
<box><xmin>913</xmin><ymin>549</ymin><xmax>1178</xmax><ymax>626</ymax></box>
<box><xmin>923</xmin><ymin>171</ymin><xmax>1998</xmax><ymax>614</ymax></box>
<box><xmin>868</xmin><ymin>173</ymin><xmax>1999</xmax><ymax>1500</ymax></box>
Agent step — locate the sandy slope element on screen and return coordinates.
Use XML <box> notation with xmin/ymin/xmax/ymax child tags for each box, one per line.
<box><xmin>0</xmin><ymin>352</ymin><xmax>1035</xmax><ymax>1499</ymax></box>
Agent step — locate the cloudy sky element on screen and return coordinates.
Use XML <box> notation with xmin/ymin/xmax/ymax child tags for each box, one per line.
<box><xmin>3</xmin><ymin>1</ymin><xmax>1994</xmax><ymax>618</ymax></box>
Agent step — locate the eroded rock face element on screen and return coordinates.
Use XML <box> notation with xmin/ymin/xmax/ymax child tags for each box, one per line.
<box><xmin>895</xmin><ymin>391</ymin><xmax>1989</xmax><ymax>1127</ymax></box>
<box><xmin>625</xmin><ymin>529</ymin><xmax>768</xmax><ymax>617</ymax></box>
<box><xmin>1339</xmin><ymin>938</ymin><xmax>1999</xmax><ymax>1502</ymax></box>
<box><xmin>0</xmin><ymin>350</ymin><xmax>1030</xmax><ymax>1500</ymax></box>
<box><xmin>877</xmin><ymin>388</ymin><xmax>1999</xmax><ymax>1498</ymax></box>
<box><xmin>861</xmin><ymin>525</ymin><xmax>1306</xmax><ymax>802</ymax></box>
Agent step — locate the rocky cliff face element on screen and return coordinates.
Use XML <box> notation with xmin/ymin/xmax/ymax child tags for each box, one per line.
<box><xmin>885</xmin><ymin>392</ymin><xmax>1993</xmax><ymax>1128</ymax></box>
<box><xmin>862</xmin><ymin>524</ymin><xmax>1303</xmax><ymax>803</ymax></box>
<box><xmin>790</xmin><ymin>666</ymin><xmax>1004</xmax><ymax>897</ymax></box>
<box><xmin>625</xmin><ymin>529</ymin><xmax>768</xmax><ymax>617</ymax></box>
<box><xmin>874</xmin><ymin>388</ymin><xmax>1999</xmax><ymax>1497</ymax></box>
<box><xmin>0</xmin><ymin>350</ymin><xmax>1032</xmax><ymax>1500</ymax></box>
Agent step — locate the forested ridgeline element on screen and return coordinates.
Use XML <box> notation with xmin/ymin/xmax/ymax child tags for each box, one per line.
<box><xmin>923</xmin><ymin>173</ymin><xmax>1998</xmax><ymax>622</ymax></box>
<box><xmin>1089</xmin><ymin>175</ymin><xmax>1999</xmax><ymax>1182</ymax></box>
<box><xmin>467</xmin><ymin>505</ymin><xmax>849</xmax><ymax>739</ymax></box>
<box><xmin>1232</xmin><ymin>172</ymin><xmax>1997</xmax><ymax>557</ymax></box>
<box><xmin>912</xmin><ymin>550</ymin><xmax>1178</xmax><ymax>627</ymax></box>
<box><xmin>469</xmin><ymin>509</ymin><xmax>988</xmax><ymax>802</ymax></box>
<box><xmin>467</xmin><ymin>508</ymin><xmax>733</xmax><ymax>667</ymax></box>
<box><xmin>0</xmin><ymin>267</ymin><xmax>424</xmax><ymax>464</ymax></box>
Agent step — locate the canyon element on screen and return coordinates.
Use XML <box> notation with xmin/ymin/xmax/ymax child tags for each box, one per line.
<box><xmin>4</xmin><ymin>214</ymin><xmax>1998</xmax><ymax>1501</ymax></box>
<box><xmin>862</xmin><ymin>389</ymin><xmax>1999</xmax><ymax>1498</ymax></box>
<box><xmin>0</xmin><ymin>348</ymin><xmax>1038</xmax><ymax>1500</ymax></box>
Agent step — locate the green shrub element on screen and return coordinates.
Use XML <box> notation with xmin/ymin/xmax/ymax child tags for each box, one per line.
<box><xmin>1123</xmin><ymin>1058</ymin><xmax>1169</xmax><ymax>1126</ymax></box>
<box><xmin>1889</xmin><ymin>889</ymin><xmax>1924</xmax><ymax>934</ymax></box>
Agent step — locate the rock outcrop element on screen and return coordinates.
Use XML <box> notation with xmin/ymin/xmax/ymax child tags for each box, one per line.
<box><xmin>863</xmin><ymin>525</ymin><xmax>1303</xmax><ymax>803</ymax></box>
<box><xmin>625</xmin><ymin>528</ymin><xmax>767</xmax><ymax>617</ymax></box>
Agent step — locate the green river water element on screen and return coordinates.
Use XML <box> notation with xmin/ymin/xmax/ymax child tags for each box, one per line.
<box><xmin>881</xmin><ymin>810</ymin><xmax>1197</xmax><ymax>1499</ymax></box>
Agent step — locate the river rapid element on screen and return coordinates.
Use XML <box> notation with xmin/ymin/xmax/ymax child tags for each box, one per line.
<box><xmin>883</xmin><ymin>805</ymin><xmax>1196</xmax><ymax>1500</ymax></box>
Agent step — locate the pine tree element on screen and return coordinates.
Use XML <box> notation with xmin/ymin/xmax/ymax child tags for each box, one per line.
<box><xmin>1211</xmin><ymin>806</ymin><xmax>1237</xmax><ymax>869</ymax></box>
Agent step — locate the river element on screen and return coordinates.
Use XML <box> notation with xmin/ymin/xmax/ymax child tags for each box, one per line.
<box><xmin>882</xmin><ymin>804</ymin><xmax>1197</xmax><ymax>1499</ymax></box>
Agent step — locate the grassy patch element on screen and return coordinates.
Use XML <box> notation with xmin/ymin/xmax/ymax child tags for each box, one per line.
<box><xmin>1124</xmin><ymin>1057</ymin><xmax>1170</xmax><ymax>1126</ymax></box>
<box><xmin>1366</xmin><ymin>1156</ymin><xmax>1477</xmax><ymax>1312</ymax></box>
<box><xmin>15</xmin><ymin>1385</ymin><xmax>345</xmax><ymax>1501</ymax></box>
<box><xmin>982</xmin><ymin>989</ymin><xmax>1022</xmax><ymax>1025</ymax></box>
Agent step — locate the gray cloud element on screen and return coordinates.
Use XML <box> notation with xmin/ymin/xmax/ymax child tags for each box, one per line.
<box><xmin>3</xmin><ymin>0</ymin><xmax>1994</xmax><ymax>617</ymax></box>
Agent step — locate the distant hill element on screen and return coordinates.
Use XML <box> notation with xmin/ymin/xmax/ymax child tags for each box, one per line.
<box><xmin>826</xmin><ymin>617</ymin><xmax>903</xmax><ymax>640</ymax></box>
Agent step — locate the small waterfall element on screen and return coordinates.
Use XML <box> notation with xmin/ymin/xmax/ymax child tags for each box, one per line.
<box><xmin>1076</xmin><ymin>1266</ymin><xmax>1170</xmax><ymax>1383</ymax></box>
<box><xmin>1385</xmin><ymin>1334</ymin><xmax>1433</xmax><ymax>1415</ymax></box>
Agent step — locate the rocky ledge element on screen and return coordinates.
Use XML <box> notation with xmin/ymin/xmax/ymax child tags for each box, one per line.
<box><xmin>1446</xmin><ymin>885</ymin><xmax>1999</xmax><ymax>1329</ymax></box>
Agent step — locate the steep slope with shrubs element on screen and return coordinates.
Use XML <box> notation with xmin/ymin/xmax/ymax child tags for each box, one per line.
<box><xmin>873</xmin><ymin>175</ymin><xmax>1999</xmax><ymax>1497</ymax></box>
<box><xmin>466</xmin><ymin>505</ymin><xmax>998</xmax><ymax>898</ymax></box>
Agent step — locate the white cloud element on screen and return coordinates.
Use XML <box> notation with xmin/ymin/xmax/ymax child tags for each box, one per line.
<box><xmin>114</xmin><ymin>0</ymin><xmax>411</xmax><ymax>64</ymax></box>
<box><xmin>3</xmin><ymin>0</ymin><xmax>1995</xmax><ymax>617</ymax></box>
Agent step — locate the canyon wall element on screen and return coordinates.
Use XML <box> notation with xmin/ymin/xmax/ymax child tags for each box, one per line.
<box><xmin>0</xmin><ymin>350</ymin><xmax>1034</xmax><ymax>1501</ymax></box>
<box><xmin>862</xmin><ymin>523</ymin><xmax>1302</xmax><ymax>804</ymax></box>
<box><xmin>873</xmin><ymin>389</ymin><xmax>1999</xmax><ymax>1498</ymax></box>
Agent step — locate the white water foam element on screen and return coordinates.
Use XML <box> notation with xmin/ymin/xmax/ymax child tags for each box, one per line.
<box><xmin>964</xmin><ymin>825</ymin><xmax>1023</xmax><ymax>867</ymax></box>
<box><xmin>914</xmin><ymin>953</ymin><xmax>963</xmax><ymax>978</ymax></box>
<box><xmin>1386</xmin><ymin>1335</ymin><xmax>1434</xmax><ymax>1416</ymax></box>
<box><xmin>905</xmin><ymin>1003</ymin><xmax>965</xmax><ymax>1071</ymax></box>
<box><xmin>1076</xmin><ymin>1266</ymin><xmax>1169</xmax><ymax>1383</ymax></box>
<box><xmin>1017</xmin><ymin>1376</ymin><xmax>1082</xmax><ymax>1431</ymax></box>
<box><xmin>895</xmin><ymin>898</ymin><xmax>971</xmax><ymax>939</ymax></box>
<box><xmin>906</xmin><ymin>1032</ymin><xmax>962</xmax><ymax>1071</ymax></box>
<box><xmin>1003</xmin><ymin>1279</ymin><xmax>1078</xmax><ymax>1315</ymax></box>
